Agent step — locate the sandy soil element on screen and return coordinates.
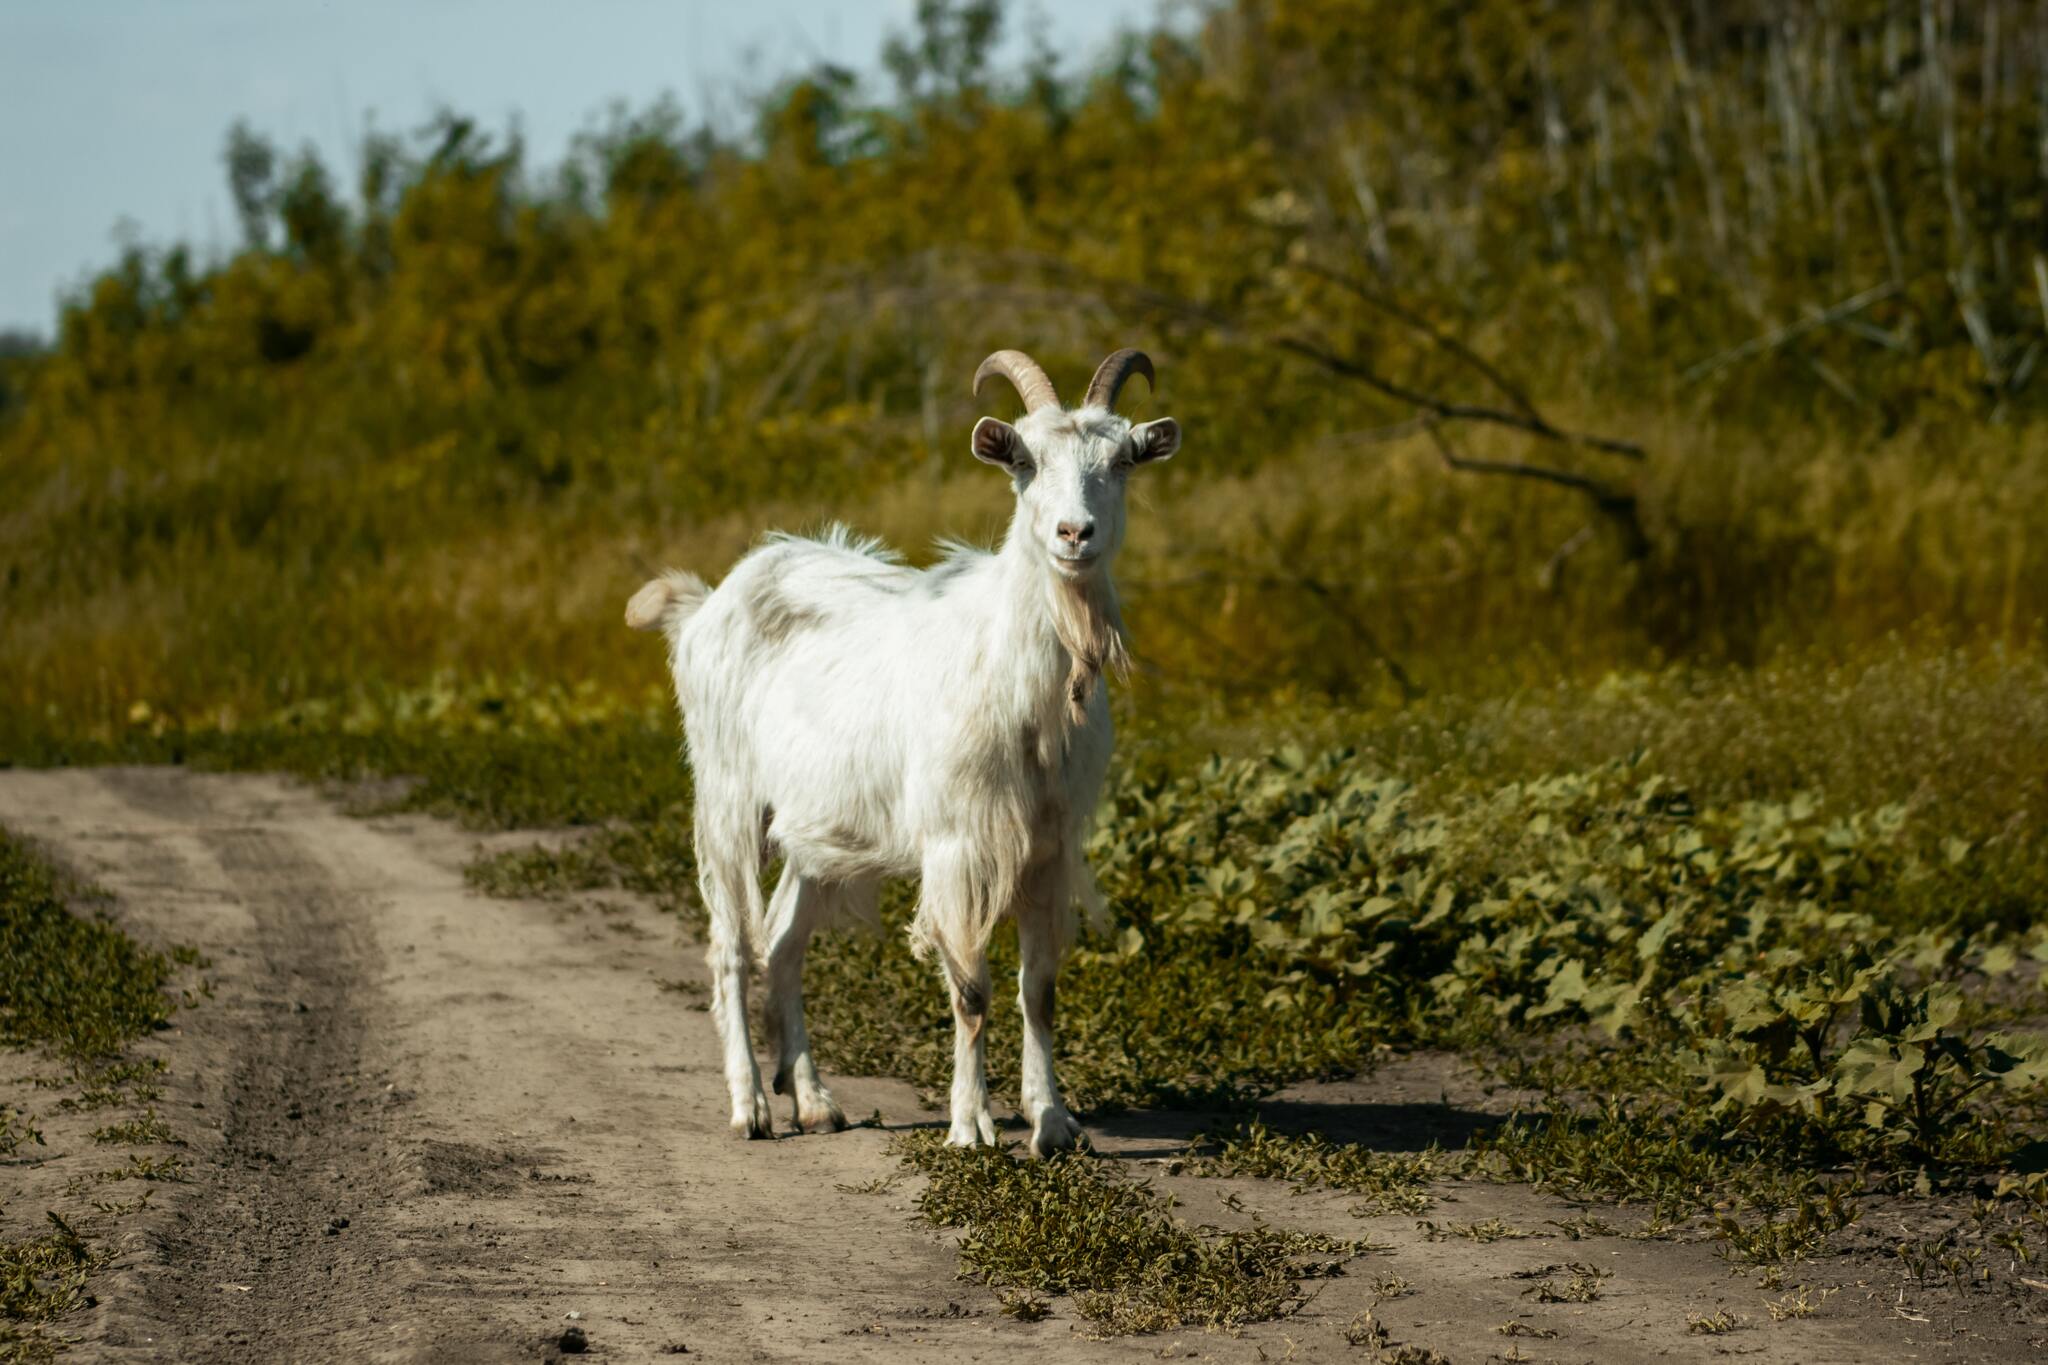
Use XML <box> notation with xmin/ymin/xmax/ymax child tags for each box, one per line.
<box><xmin>0</xmin><ymin>767</ymin><xmax>2040</xmax><ymax>1362</ymax></box>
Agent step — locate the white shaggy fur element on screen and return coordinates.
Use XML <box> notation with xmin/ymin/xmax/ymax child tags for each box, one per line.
<box><xmin>628</xmin><ymin>354</ymin><xmax>1180</xmax><ymax>1155</ymax></box>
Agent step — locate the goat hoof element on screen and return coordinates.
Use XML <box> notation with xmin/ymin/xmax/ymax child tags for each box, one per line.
<box><xmin>1030</xmin><ymin>1108</ymin><xmax>1084</xmax><ymax>1159</ymax></box>
<box><xmin>946</xmin><ymin>1109</ymin><xmax>998</xmax><ymax>1147</ymax></box>
<box><xmin>732</xmin><ymin>1093</ymin><xmax>774</xmax><ymax>1140</ymax></box>
<box><xmin>797</xmin><ymin>1092</ymin><xmax>847</xmax><ymax>1133</ymax></box>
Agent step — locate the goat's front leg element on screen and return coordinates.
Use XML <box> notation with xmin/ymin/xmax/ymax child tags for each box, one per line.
<box><xmin>1017</xmin><ymin>901</ymin><xmax>1082</xmax><ymax>1158</ymax></box>
<box><xmin>922</xmin><ymin>845</ymin><xmax>998</xmax><ymax>1146</ymax></box>
<box><xmin>940</xmin><ymin>950</ymin><xmax>998</xmax><ymax>1146</ymax></box>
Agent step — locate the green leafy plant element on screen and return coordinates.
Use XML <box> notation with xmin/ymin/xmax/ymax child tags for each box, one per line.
<box><xmin>0</xmin><ymin>1214</ymin><xmax>97</xmax><ymax>1364</ymax></box>
<box><xmin>1831</xmin><ymin>982</ymin><xmax>2048</xmax><ymax>1162</ymax></box>
<box><xmin>1192</xmin><ymin>1120</ymin><xmax>1458</xmax><ymax>1214</ymax></box>
<box><xmin>1713</xmin><ymin>1188</ymin><xmax>1859</xmax><ymax>1266</ymax></box>
<box><xmin>1</xmin><ymin>829</ymin><xmax>173</xmax><ymax>1059</ymax></box>
<box><xmin>895</xmin><ymin>1132</ymin><xmax>1360</xmax><ymax>1335</ymax></box>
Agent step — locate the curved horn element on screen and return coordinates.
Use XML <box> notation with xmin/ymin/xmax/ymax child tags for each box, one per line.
<box><xmin>1083</xmin><ymin>348</ymin><xmax>1155</xmax><ymax>411</ymax></box>
<box><xmin>973</xmin><ymin>350</ymin><xmax>1062</xmax><ymax>414</ymax></box>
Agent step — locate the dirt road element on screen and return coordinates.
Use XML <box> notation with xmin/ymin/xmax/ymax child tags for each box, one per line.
<box><xmin>1</xmin><ymin>768</ymin><xmax>2035</xmax><ymax>1362</ymax></box>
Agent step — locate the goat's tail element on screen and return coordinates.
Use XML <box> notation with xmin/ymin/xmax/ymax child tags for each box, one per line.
<box><xmin>624</xmin><ymin>569</ymin><xmax>711</xmax><ymax>638</ymax></box>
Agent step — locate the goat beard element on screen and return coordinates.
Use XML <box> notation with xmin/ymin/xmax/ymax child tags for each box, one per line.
<box><xmin>1048</xmin><ymin>572</ymin><xmax>1130</xmax><ymax>726</ymax></box>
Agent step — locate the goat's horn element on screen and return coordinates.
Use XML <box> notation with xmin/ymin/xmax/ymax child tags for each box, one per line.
<box><xmin>1082</xmin><ymin>348</ymin><xmax>1155</xmax><ymax>411</ymax></box>
<box><xmin>973</xmin><ymin>350</ymin><xmax>1062</xmax><ymax>413</ymax></box>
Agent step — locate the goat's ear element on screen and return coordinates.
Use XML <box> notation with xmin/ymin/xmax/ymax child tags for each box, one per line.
<box><xmin>1127</xmin><ymin>417</ymin><xmax>1181</xmax><ymax>466</ymax></box>
<box><xmin>971</xmin><ymin>417</ymin><xmax>1029</xmax><ymax>471</ymax></box>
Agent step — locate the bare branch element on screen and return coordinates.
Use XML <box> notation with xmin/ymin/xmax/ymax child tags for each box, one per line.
<box><xmin>1422</xmin><ymin>420</ymin><xmax>1650</xmax><ymax>561</ymax></box>
<box><xmin>1538</xmin><ymin>523</ymin><xmax>1596</xmax><ymax>592</ymax></box>
<box><xmin>1273</xmin><ymin>334</ymin><xmax>1649</xmax><ymax>461</ymax></box>
<box><xmin>1295</xmin><ymin>261</ymin><xmax>1546</xmax><ymax>424</ymax></box>
<box><xmin>1950</xmin><ymin>268</ymin><xmax>2005</xmax><ymax>389</ymax></box>
<box><xmin>1678</xmin><ymin>281</ymin><xmax>1899</xmax><ymax>386</ymax></box>
<box><xmin>971</xmin><ymin>253</ymin><xmax>1651</xmax><ymax>462</ymax></box>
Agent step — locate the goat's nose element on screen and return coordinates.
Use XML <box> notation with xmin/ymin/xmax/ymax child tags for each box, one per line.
<box><xmin>1057</xmin><ymin>520</ymin><xmax>1096</xmax><ymax>546</ymax></box>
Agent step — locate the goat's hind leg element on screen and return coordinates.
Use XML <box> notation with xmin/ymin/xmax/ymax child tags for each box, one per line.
<box><xmin>696</xmin><ymin>817</ymin><xmax>773</xmax><ymax>1139</ymax></box>
<box><xmin>761</xmin><ymin>870</ymin><xmax>858</xmax><ymax>1134</ymax></box>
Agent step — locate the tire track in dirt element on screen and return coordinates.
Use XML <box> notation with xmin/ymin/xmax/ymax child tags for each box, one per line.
<box><xmin>157</xmin><ymin>822</ymin><xmax>397</xmax><ymax>1358</ymax></box>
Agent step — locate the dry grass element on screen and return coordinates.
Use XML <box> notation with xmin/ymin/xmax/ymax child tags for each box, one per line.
<box><xmin>7</xmin><ymin>414</ymin><xmax>2046</xmax><ymax>760</ymax></box>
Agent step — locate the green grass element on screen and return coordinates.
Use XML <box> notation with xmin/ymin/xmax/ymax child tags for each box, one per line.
<box><xmin>894</xmin><ymin>1130</ymin><xmax>1360</xmax><ymax>1334</ymax></box>
<box><xmin>0</xmin><ymin>1109</ymin><xmax>42</xmax><ymax>1159</ymax></box>
<box><xmin>0</xmin><ymin>835</ymin><xmax>185</xmax><ymax>1363</ymax></box>
<box><xmin>1192</xmin><ymin>1121</ymin><xmax>1456</xmax><ymax>1215</ymax></box>
<box><xmin>88</xmin><ymin>1111</ymin><xmax>175</xmax><ymax>1147</ymax></box>
<box><xmin>0</xmin><ymin>830</ymin><xmax>172</xmax><ymax>1060</ymax></box>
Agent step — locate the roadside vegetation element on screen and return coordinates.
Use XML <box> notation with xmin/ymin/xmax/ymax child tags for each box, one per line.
<box><xmin>5</xmin><ymin>0</ymin><xmax>2048</xmax><ymax>1342</ymax></box>
<box><xmin>32</xmin><ymin>648</ymin><xmax>2047</xmax><ymax>1333</ymax></box>
<box><xmin>0</xmin><ymin>832</ymin><xmax>186</xmax><ymax>1363</ymax></box>
<box><xmin>895</xmin><ymin>1130</ymin><xmax>1360</xmax><ymax>1334</ymax></box>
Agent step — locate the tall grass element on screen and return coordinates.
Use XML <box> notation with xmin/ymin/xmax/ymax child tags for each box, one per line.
<box><xmin>4</xmin><ymin>408</ymin><xmax>2043</xmax><ymax>749</ymax></box>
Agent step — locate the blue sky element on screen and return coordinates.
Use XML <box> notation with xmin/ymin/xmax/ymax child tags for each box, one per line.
<box><xmin>0</xmin><ymin>0</ymin><xmax>1167</xmax><ymax>334</ymax></box>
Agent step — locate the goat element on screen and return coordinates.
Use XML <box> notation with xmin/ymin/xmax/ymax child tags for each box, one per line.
<box><xmin>626</xmin><ymin>348</ymin><xmax>1179</xmax><ymax>1157</ymax></box>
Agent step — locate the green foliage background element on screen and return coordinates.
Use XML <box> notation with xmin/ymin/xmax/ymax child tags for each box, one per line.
<box><xmin>6</xmin><ymin>0</ymin><xmax>2048</xmax><ymax>738</ymax></box>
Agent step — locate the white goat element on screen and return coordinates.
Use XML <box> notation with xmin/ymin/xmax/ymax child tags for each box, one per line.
<box><xmin>625</xmin><ymin>348</ymin><xmax>1179</xmax><ymax>1156</ymax></box>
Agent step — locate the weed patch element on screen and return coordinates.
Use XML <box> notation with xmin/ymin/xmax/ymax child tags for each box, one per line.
<box><xmin>1497</xmin><ymin>1320</ymin><xmax>1558</xmax><ymax>1338</ymax></box>
<box><xmin>1686</xmin><ymin>1308</ymin><xmax>1744</xmax><ymax>1334</ymax></box>
<box><xmin>0</xmin><ymin>831</ymin><xmax>187</xmax><ymax>1363</ymax></box>
<box><xmin>0</xmin><ymin>1215</ymin><xmax>96</xmax><ymax>1365</ymax></box>
<box><xmin>88</xmin><ymin>1109</ymin><xmax>175</xmax><ymax>1146</ymax></box>
<box><xmin>0</xmin><ymin>830</ymin><xmax>172</xmax><ymax>1059</ymax></box>
<box><xmin>1714</xmin><ymin>1189</ymin><xmax>1860</xmax><ymax>1266</ymax></box>
<box><xmin>1524</xmin><ymin>1267</ymin><xmax>1608</xmax><ymax>1303</ymax></box>
<box><xmin>54</xmin><ymin>1059</ymin><xmax>167</xmax><ymax>1113</ymax></box>
<box><xmin>1192</xmin><ymin>1120</ymin><xmax>1456</xmax><ymax>1214</ymax></box>
<box><xmin>1764</xmin><ymin>1285</ymin><xmax>1834</xmax><ymax>1321</ymax></box>
<box><xmin>895</xmin><ymin>1131</ymin><xmax>1360</xmax><ymax>1335</ymax></box>
<box><xmin>64</xmin><ymin>1153</ymin><xmax>187</xmax><ymax>1197</ymax></box>
<box><xmin>1367</xmin><ymin>1272</ymin><xmax>1412</xmax><ymax>1301</ymax></box>
<box><xmin>0</xmin><ymin>1108</ymin><xmax>42</xmax><ymax>1159</ymax></box>
<box><xmin>1419</xmin><ymin>1217</ymin><xmax>1529</xmax><ymax>1243</ymax></box>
